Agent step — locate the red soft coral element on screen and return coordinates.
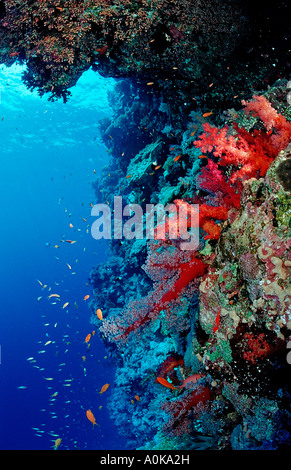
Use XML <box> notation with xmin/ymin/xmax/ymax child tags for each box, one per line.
<box><xmin>199</xmin><ymin>203</ymin><xmax>228</xmax><ymax>240</ymax></box>
<box><xmin>196</xmin><ymin>160</ymin><xmax>241</xmax><ymax>209</ymax></box>
<box><xmin>242</xmin><ymin>332</ymin><xmax>271</xmax><ymax>364</ymax></box>
<box><xmin>194</xmin><ymin>95</ymin><xmax>291</xmax><ymax>206</ymax></box>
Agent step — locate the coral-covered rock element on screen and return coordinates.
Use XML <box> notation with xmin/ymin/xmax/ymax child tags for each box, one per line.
<box><xmin>199</xmin><ymin>144</ymin><xmax>291</xmax><ymax>347</ymax></box>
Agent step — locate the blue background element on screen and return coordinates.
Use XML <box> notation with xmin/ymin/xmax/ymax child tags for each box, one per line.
<box><xmin>0</xmin><ymin>64</ymin><xmax>127</xmax><ymax>449</ymax></box>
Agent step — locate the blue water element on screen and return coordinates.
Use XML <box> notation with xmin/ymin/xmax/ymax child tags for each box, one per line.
<box><xmin>0</xmin><ymin>64</ymin><xmax>127</xmax><ymax>450</ymax></box>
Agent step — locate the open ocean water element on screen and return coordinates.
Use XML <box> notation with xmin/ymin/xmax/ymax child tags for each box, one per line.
<box><xmin>0</xmin><ymin>63</ymin><xmax>127</xmax><ymax>450</ymax></box>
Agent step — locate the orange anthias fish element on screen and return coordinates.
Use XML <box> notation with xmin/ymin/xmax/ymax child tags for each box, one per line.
<box><xmin>134</xmin><ymin>395</ymin><xmax>141</xmax><ymax>401</ymax></box>
<box><xmin>85</xmin><ymin>333</ymin><xmax>91</xmax><ymax>343</ymax></box>
<box><xmin>96</xmin><ymin>308</ymin><xmax>103</xmax><ymax>320</ymax></box>
<box><xmin>156</xmin><ymin>377</ymin><xmax>178</xmax><ymax>391</ymax></box>
<box><xmin>84</xmin><ymin>295</ymin><xmax>90</xmax><ymax>301</ymax></box>
<box><xmin>202</xmin><ymin>111</ymin><xmax>213</xmax><ymax>118</ymax></box>
<box><xmin>173</xmin><ymin>155</ymin><xmax>181</xmax><ymax>162</ymax></box>
<box><xmin>100</xmin><ymin>383</ymin><xmax>110</xmax><ymax>394</ymax></box>
<box><xmin>86</xmin><ymin>409</ymin><xmax>98</xmax><ymax>427</ymax></box>
<box><xmin>178</xmin><ymin>373</ymin><xmax>206</xmax><ymax>389</ymax></box>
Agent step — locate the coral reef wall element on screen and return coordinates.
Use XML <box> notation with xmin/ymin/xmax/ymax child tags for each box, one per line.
<box><xmin>90</xmin><ymin>80</ymin><xmax>291</xmax><ymax>450</ymax></box>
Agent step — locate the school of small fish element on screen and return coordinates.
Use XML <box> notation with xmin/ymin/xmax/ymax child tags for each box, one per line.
<box><xmin>18</xmin><ymin>203</ymin><xmax>116</xmax><ymax>449</ymax></box>
<box><xmin>16</xmin><ymin>130</ymin><xmax>211</xmax><ymax>448</ymax></box>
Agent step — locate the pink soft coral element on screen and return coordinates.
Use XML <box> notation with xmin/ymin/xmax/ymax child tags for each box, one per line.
<box><xmin>242</xmin><ymin>332</ymin><xmax>271</xmax><ymax>364</ymax></box>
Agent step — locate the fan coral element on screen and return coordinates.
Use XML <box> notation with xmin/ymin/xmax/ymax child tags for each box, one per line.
<box><xmin>100</xmin><ymin>244</ymin><xmax>206</xmax><ymax>345</ymax></box>
<box><xmin>161</xmin><ymin>385</ymin><xmax>213</xmax><ymax>437</ymax></box>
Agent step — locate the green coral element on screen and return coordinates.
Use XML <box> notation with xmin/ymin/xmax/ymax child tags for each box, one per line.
<box><xmin>208</xmin><ymin>338</ymin><xmax>233</xmax><ymax>364</ymax></box>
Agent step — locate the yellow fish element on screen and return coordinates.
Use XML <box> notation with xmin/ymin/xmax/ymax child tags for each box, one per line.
<box><xmin>54</xmin><ymin>438</ymin><xmax>62</xmax><ymax>450</ymax></box>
